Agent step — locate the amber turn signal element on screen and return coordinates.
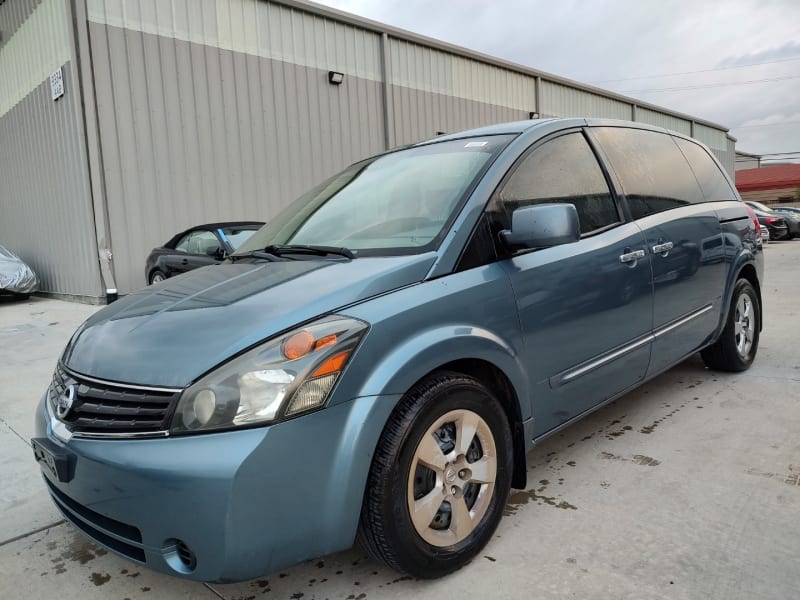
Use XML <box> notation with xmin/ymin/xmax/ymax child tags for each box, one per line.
<box><xmin>312</xmin><ymin>351</ymin><xmax>350</xmax><ymax>377</ymax></box>
<box><xmin>314</xmin><ymin>334</ymin><xmax>337</xmax><ymax>351</ymax></box>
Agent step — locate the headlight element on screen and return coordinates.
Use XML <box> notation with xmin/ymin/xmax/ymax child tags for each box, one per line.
<box><xmin>171</xmin><ymin>316</ymin><xmax>367</xmax><ymax>434</ymax></box>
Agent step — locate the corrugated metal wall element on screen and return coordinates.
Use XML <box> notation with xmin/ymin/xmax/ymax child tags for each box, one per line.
<box><xmin>0</xmin><ymin>0</ymin><xmax>104</xmax><ymax>300</ymax></box>
<box><xmin>86</xmin><ymin>0</ymin><xmax>386</xmax><ymax>293</ymax></box>
<box><xmin>635</xmin><ymin>107</ymin><xmax>692</xmax><ymax>136</ymax></box>
<box><xmin>693</xmin><ymin>123</ymin><xmax>733</xmax><ymax>178</ymax></box>
<box><xmin>387</xmin><ymin>39</ymin><xmax>530</xmax><ymax>146</ymax></box>
<box><xmin>539</xmin><ymin>81</ymin><xmax>631</xmax><ymax>120</ymax></box>
<box><xmin>0</xmin><ymin>0</ymin><xmax>40</xmax><ymax>51</ymax></box>
<box><xmin>721</xmin><ymin>135</ymin><xmax>737</xmax><ymax>180</ymax></box>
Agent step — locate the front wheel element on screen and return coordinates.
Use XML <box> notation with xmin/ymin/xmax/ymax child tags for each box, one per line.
<box><xmin>701</xmin><ymin>279</ymin><xmax>760</xmax><ymax>372</ymax></box>
<box><xmin>357</xmin><ymin>372</ymin><xmax>512</xmax><ymax>578</ymax></box>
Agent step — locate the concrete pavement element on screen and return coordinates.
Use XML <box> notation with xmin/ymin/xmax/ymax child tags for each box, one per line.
<box><xmin>1</xmin><ymin>241</ymin><xmax>798</xmax><ymax>599</ymax></box>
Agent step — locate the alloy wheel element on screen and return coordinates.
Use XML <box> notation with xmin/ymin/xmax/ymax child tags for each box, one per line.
<box><xmin>407</xmin><ymin>409</ymin><xmax>497</xmax><ymax>547</ymax></box>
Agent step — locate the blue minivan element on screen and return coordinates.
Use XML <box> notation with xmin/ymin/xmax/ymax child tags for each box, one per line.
<box><xmin>33</xmin><ymin>118</ymin><xmax>763</xmax><ymax>581</ymax></box>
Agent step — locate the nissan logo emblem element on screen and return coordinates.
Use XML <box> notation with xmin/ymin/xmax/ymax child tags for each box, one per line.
<box><xmin>56</xmin><ymin>384</ymin><xmax>77</xmax><ymax>419</ymax></box>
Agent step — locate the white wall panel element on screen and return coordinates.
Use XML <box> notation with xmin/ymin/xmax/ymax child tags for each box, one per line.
<box><xmin>87</xmin><ymin>16</ymin><xmax>385</xmax><ymax>293</ymax></box>
<box><xmin>540</xmin><ymin>81</ymin><xmax>630</xmax><ymax>119</ymax></box>
<box><xmin>0</xmin><ymin>0</ymin><xmax>70</xmax><ymax>118</ymax></box>
<box><xmin>86</xmin><ymin>0</ymin><xmax>383</xmax><ymax>80</ymax></box>
<box><xmin>693</xmin><ymin>122</ymin><xmax>728</xmax><ymax>151</ymax></box>
<box><xmin>636</xmin><ymin>107</ymin><xmax>692</xmax><ymax>135</ymax></box>
<box><xmin>388</xmin><ymin>38</ymin><xmax>535</xmax><ymax>111</ymax></box>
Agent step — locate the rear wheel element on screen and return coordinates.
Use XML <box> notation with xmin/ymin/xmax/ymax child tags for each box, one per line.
<box><xmin>149</xmin><ymin>270</ymin><xmax>166</xmax><ymax>284</ymax></box>
<box><xmin>358</xmin><ymin>372</ymin><xmax>512</xmax><ymax>578</ymax></box>
<box><xmin>701</xmin><ymin>279</ymin><xmax>760</xmax><ymax>372</ymax></box>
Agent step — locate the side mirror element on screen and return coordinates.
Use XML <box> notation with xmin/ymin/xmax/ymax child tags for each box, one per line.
<box><xmin>206</xmin><ymin>245</ymin><xmax>224</xmax><ymax>258</ymax></box>
<box><xmin>500</xmin><ymin>203</ymin><xmax>580</xmax><ymax>250</ymax></box>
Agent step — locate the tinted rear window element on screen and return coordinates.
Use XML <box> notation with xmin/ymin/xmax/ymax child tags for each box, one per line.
<box><xmin>673</xmin><ymin>137</ymin><xmax>736</xmax><ymax>202</ymax></box>
<box><xmin>592</xmin><ymin>127</ymin><xmax>704</xmax><ymax>219</ymax></box>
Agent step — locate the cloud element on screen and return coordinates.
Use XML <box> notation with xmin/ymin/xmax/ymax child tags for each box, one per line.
<box><xmin>716</xmin><ymin>40</ymin><xmax>800</xmax><ymax>68</ymax></box>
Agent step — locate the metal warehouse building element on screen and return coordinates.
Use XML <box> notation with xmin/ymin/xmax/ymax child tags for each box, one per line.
<box><xmin>1</xmin><ymin>0</ymin><xmax>737</xmax><ymax>302</ymax></box>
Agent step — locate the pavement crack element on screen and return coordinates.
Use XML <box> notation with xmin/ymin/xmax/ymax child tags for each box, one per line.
<box><xmin>0</xmin><ymin>415</ymin><xmax>31</xmax><ymax>448</ymax></box>
<box><xmin>203</xmin><ymin>583</ymin><xmax>228</xmax><ymax>599</ymax></box>
<box><xmin>0</xmin><ymin>520</ymin><xmax>66</xmax><ymax>548</ymax></box>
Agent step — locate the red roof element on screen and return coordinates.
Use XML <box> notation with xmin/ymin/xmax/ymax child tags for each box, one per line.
<box><xmin>736</xmin><ymin>164</ymin><xmax>800</xmax><ymax>192</ymax></box>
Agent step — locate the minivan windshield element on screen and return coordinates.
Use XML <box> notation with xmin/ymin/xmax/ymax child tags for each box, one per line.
<box><xmin>235</xmin><ymin>135</ymin><xmax>513</xmax><ymax>257</ymax></box>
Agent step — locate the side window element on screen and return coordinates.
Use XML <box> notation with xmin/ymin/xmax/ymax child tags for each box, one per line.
<box><xmin>188</xmin><ymin>230</ymin><xmax>221</xmax><ymax>255</ymax></box>
<box><xmin>497</xmin><ymin>132</ymin><xmax>620</xmax><ymax>234</ymax></box>
<box><xmin>591</xmin><ymin>127</ymin><xmax>704</xmax><ymax>219</ymax></box>
<box><xmin>174</xmin><ymin>232</ymin><xmax>194</xmax><ymax>253</ymax></box>
<box><xmin>673</xmin><ymin>137</ymin><xmax>736</xmax><ymax>202</ymax></box>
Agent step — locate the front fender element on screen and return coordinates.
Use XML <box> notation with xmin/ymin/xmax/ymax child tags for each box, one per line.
<box><xmin>354</xmin><ymin>326</ymin><xmax>531</xmax><ymax>420</ymax></box>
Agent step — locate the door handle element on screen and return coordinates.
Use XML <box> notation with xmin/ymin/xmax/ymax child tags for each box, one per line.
<box><xmin>181</xmin><ymin>259</ymin><xmax>188</xmax><ymax>265</ymax></box>
<box><xmin>652</xmin><ymin>241</ymin><xmax>673</xmax><ymax>254</ymax></box>
<box><xmin>619</xmin><ymin>249</ymin><xmax>646</xmax><ymax>263</ymax></box>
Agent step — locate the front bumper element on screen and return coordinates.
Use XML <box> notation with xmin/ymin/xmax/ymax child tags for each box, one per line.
<box><xmin>34</xmin><ymin>390</ymin><xmax>400</xmax><ymax>582</ymax></box>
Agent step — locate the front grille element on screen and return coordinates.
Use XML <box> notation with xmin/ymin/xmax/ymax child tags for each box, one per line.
<box><xmin>50</xmin><ymin>364</ymin><xmax>181</xmax><ymax>436</ymax></box>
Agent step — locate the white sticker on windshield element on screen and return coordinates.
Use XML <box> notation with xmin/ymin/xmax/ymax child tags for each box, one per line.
<box><xmin>465</xmin><ymin>141</ymin><xmax>488</xmax><ymax>147</ymax></box>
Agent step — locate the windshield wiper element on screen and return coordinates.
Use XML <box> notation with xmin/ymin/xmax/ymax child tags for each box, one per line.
<box><xmin>262</xmin><ymin>244</ymin><xmax>355</xmax><ymax>259</ymax></box>
<box><xmin>229</xmin><ymin>244</ymin><xmax>354</xmax><ymax>263</ymax></box>
<box><xmin>228</xmin><ymin>250</ymin><xmax>284</xmax><ymax>262</ymax></box>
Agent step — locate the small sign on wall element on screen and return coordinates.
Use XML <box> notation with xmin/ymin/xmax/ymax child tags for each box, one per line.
<box><xmin>50</xmin><ymin>67</ymin><xmax>64</xmax><ymax>101</ymax></box>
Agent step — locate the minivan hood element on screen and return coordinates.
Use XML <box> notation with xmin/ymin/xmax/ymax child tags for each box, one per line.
<box><xmin>63</xmin><ymin>255</ymin><xmax>435</xmax><ymax>387</ymax></box>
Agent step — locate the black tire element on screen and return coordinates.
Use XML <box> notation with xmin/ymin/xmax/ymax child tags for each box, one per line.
<box><xmin>701</xmin><ymin>279</ymin><xmax>760</xmax><ymax>372</ymax></box>
<box><xmin>357</xmin><ymin>371</ymin><xmax>513</xmax><ymax>578</ymax></box>
<box><xmin>149</xmin><ymin>270</ymin><xmax>167</xmax><ymax>285</ymax></box>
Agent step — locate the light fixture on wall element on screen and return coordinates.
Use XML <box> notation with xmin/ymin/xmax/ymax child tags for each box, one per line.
<box><xmin>529</xmin><ymin>111</ymin><xmax>540</xmax><ymax>119</ymax></box>
<box><xmin>328</xmin><ymin>71</ymin><xmax>344</xmax><ymax>85</ymax></box>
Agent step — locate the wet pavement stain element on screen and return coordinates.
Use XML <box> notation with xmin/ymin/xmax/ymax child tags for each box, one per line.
<box><xmin>598</xmin><ymin>452</ymin><xmax>661</xmax><ymax>467</ymax></box>
<box><xmin>607</xmin><ymin>425</ymin><xmax>634</xmax><ymax>439</ymax></box>
<box><xmin>640</xmin><ymin>404</ymin><xmax>685</xmax><ymax>434</ymax></box>
<box><xmin>89</xmin><ymin>572</ymin><xmax>111</xmax><ymax>586</ymax></box>
<box><xmin>505</xmin><ymin>488</ymin><xmax>577</xmax><ymax>514</ymax></box>
<box><xmin>383</xmin><ymin>575</ymin><xmax>412</xmax><ymax>586</ymax></box>
<box><xmin>745</xmin><ymin>467</ymin><xmax>800</xmax><ymax>486</ymax></box>
<box><xmin>50</xmin><ymin>536</ymin><xmax>109</xmax><ymax>568</ymax></box>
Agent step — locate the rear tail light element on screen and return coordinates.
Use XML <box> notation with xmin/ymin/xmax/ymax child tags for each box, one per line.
<box><xmin>744</xmin><ymin>204</ymin><xmax>760</xmax><ymax>233</ymax></box>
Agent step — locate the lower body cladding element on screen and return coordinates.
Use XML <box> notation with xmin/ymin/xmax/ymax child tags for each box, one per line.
<box><xmin>33</xmin><ymin>392</ymin><xmax>401</xmax><ymax>582</ymax></box>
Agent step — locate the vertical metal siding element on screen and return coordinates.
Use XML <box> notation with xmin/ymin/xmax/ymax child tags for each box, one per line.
<box><xmin>715</xmin><ymin>135</ymin><xmax>737</xmax><ymax>179</ymax></box>
<box><xmin>692</xmin><ymin>123</ymin><xmax>733</xmax><ymax>177</ymax></box>
<box><xmin>0</xmin><ymin>0</ymin><xmax>71</xmax><ymax>117</ymax></box>
<box><xmin>0</xmin><ymin>0</ymin><xmax>41</xmax><ymax>51</ymax></box>
<box><xmin>539</xmin><ymin>81</ymin><xmax>630</xmax><ymax>120</ymax></box>
<box><xmin>0</xmin><ymin>66</ymin><xmax>103</xmax><ymax>298</ymax></box>
<box><xmin>635</xmin><ymin>107</ymin><xmax>691</xmax><ymax>135</ymax></box>
<box><xmin>86</xmin><ymin>0</ymin><xmax>383</xmax><ymax>80</ymax></box>
<box><xmin>386</xmin><ymin>38</ymin><xmax>532</xmax><ymax>145</ymax></box>
<box><xmin>692</xmin><ymin>123</ymin><xmax>727</xmax><ymax>151</ymax></box>
<box><xmin>86</xmin><ymin>1</ymin><xmax>385</xmax><ymax>293</ymax></box>
<box><xmin>387</xmin><ymin>38</ymin><xmax>535</xmax><ymax>111</ymax></box>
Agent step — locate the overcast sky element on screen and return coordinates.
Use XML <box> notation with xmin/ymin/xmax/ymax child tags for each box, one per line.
<box><xmin>318</xmin><ymin>0</ymin><xmax>800</xmax><ymax>163</ymax></box>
